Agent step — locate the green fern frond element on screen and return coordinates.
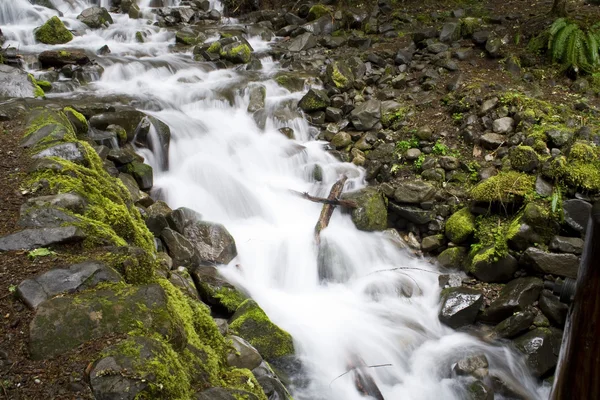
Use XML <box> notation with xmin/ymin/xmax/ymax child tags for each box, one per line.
<box><xmin>547</xmin><ymin>18</ymin><xmax>600</xmax><ymax>75</ymax></box>
<box><xmin>549</xmin><ymin>18</ymin><xmax>569</xmax><ymax>45</ymax></box>
<box><xmin>586</xmin><ymin>31</ymin><xmax>599</xmax><ymax>65</ymax></box>
<box><xmin>552</xmin><ymin>23</ymin><xmax>579</xmax><ymax>62</ymax></box>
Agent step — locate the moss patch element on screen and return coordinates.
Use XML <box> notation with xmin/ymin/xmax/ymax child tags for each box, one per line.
<box><xmin>35</xmin><ymin>16</ymin><xmax>73</xmax><ymax>45</ymax></box>
<box><xmin>471</xmin><ymin>171</ymin><xmax>535</xmax><ymax>203</ymax></box>
<box><xmin>445</xmin><ymin>208</ymin><xmax>476</xmax><ymax>244</ymax></box>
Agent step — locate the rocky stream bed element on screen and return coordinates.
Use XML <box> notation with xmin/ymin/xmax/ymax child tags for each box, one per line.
<box><xmin>1</xmin><ymin>0</ymin><xmax>600</xmax><ymax>399</ymax></box>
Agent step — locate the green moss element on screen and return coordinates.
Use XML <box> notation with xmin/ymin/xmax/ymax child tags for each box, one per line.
<box><xmin>330</xmin><ymin>64</ymin><xmax>349</xmax><ymax>89</ymax></box>
<box><xmin>471</xmin><ymin>171</ymin><xmax>536</xmax><ymax>203</ymax></box>
<box><xmin>58</xmin><ymin>50</ymin><xmax>71</xmax><ymax>58</ymax></box>
<box><xmin>63</xmin><ymin>106</ymin><xmax>89</xmax><ymax>133</ymax></box>
<box><xmin>35</xmin><ymin>16</ymin><xmax>73</xmax><ymax>45</ymax></box>
<box><xmin>207</xmin><ymin>41</ymin><xmax>222</xmax><ymax>53</ymax></box>
<box><xmin>136</xmin><ymin>31</ymin><xmax>144</xmax><ymax>43</ymax></box>
<box><xmin>36</xmin><ymin>80</ymin><xmax>52</xmax><ymax>92</ymax></box>
<box><xmin>221</xmin><ymin>43</ymin><xmax>251</xmax><ymax>63</ymax></box>
<box><xmin>27</xmin><ymin>74</ymin><xmax>46</xmax><ymax>98</ymax></box>
<box><xmin>547</xmin><ymin>154</ymin><xmax>600</xmax><ymax>192</ymax></box>
<box><xmin>509</xmin><ymin>145</ymin><xmax>538</xmax><ymax>171</ymax></box>
<box><xmin>568</xmin><ymin>141</ymin><xmax>598</xmax><ymax>162</ymax></box>
<box><xmin>445</xmin><ymin>208</ymin><xmax>476</xmax><ymax>244</ymax></box>
<box><xmin>229</xmin><ymin>300</ymin><xmax>294</xmax><ymax>361</ymax></box>
<box><xmin>213</xmin><ymin>286</ymin><xmax>246</xmax><ymax>313</ymax></box>
<box><xmin>468</xmin><ymin>216</ymin><xmax>511</xmax><ymax>270</ymax></box>
<box><xmin>308</xmin><ymin>4</ymin><xmax>331</xmax><ymax>20</ymax></box>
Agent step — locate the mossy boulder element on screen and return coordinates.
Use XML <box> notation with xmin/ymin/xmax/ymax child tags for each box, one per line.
<box><xmin>298</xmin><ymin>89</ymin><xmax>330</xmax><ymax>112</ymax></box>
<box><xmin>29</xmin><ymin>284</ymin><xmax>182</xmax><ymax>360</ymax></box>
<box><xmin>63</xmin><ymin>106</ymin><xmax>89</xmax><ymax>136</ymax></box>
<box><xmin>176</xmin><ymin>28</ymin><xmax>207</xmax><ymax>46</ymax></box>
<box><xmin>437</xmin><ymin>247</ymin><xmax>467</xmax><ymax>270</ymax></box>
<box><xmin>445</xmin><ymin>208</ymin><xmax>475</xmax><ymax>244</ymax></box>
<box><xmin>471</xmin><ymin>171</ymin><xmax>535</xmax><ymax>203</ymax></box>
<box><xmin>35</xmin><ymin>16</ymin><xmax>73</xmax><ymax>44</ymax></box>
<box><xmin>191</xmin><ymin>266</ymin><xmax>246</xmax><ymax>314</ymax></box>
<box><xmin>124</xmin><ymin>161</ymin><xmax>153</xmax><ymax>191</ymax></box>
<box><xmin>77</xmin><ymin>6</ymin><xmax>114</xmax><ymax>29</ymax></box>
<box><xmin>220</xmin><ymin>42</ymin><xmax>252</xmax><ymax>64</ymax></box>
<box><xmin>325</xmin><ymin>60</ymin><xmax>354</xmax><ymax>91</ymax></box>
<box><xmin>274</xmin><ymin>73</ymin><xmax>306</xmax><ymax>92</ymax></box>
<box><xmin>342</xmin><ymin>187</ymin><xmax>388</xmax><ymax>231</ymax></box>
<box><xmin>229</xmin><ymin>300</ymin><xmax>294</xmax><ymax>361</ymax></box>
<box><xmin>509</xmin><ymin>145</ymin><xmax>539</xmax><ymax>172</ymax></box>
<box><xmin>307</xmin><ymin>4</ymin><xmax>331</xmax><ymax>21</ymax></box>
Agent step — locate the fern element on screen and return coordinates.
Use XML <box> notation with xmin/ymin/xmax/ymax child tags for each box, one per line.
<box><xmin>547</xmin><ymin>18</ymin><xmax>600</xmax><ymax>75</ymax></box>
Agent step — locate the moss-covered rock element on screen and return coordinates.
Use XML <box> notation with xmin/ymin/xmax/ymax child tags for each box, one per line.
<box><xmin>509</xmin><ymin>145</ymin><xmax>539</xmax><ymax>172</ymax></box>
<box><xmin>342</xmin><ymin>187</ymin><xmax>388</xmax><ymax>231</ymax></box>
<box><xmin>445</xmin><ymin>208</ymin><xmax>475</xmax><ymax>244</ymax></box>
<box><xmin>437</xmin><ymin>247</ymin><xmax>467</xmax><ymax>270</ymax></box>
<box><xmin>307</xmin><ymin>4</ymin><xmax>331</xmax><ymax>21</ymax></box>
<box><xmin>325</xmin><ymin>60</ymin><xmax>354</xmax><ymax>91</ymax></box>
<box><xmin>191</xmin><ymin>266</ymin><xmax>246</xmax><ymax>314</ymax></box>
<box><xmin>229</xmin><ymin>300</ymin><xmax>294</xmax><ymax>362</ymax></box>
<box><xmin>63</xmin><ymin>106</ymin><xmax>88</xmax><ymax>136</ymax></box>
<box><xmin>471</xmin><ymin>171</ymin><xmax>535</xmax><ymax>203</ymax></box>
<box><xmin>35</xmin><ymin>16</ymin><xmax>73</xmax><ymax>44</ymax></box>
<box><xmin>220</xmin><ymin>42</ymin><xmax>252</xmax><ymax>64</ymax></box>
<box><xmin>298</xmin><ymin>88</ymin><xmax>330</xmax><ymax>112</ymax></box>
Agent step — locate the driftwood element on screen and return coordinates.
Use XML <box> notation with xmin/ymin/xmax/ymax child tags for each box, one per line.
<box><xmin>290</xmin><ymin>189</ymin><xmax>358</xmax><ymax>209</ymax></box>
<box><xmin>314</xmin><ymin>175</ymin><xmax>348</xmax><ymax>245</ymax></box>
<box><xmin>348</xmin><ymin>356</ymin><xmax>386</xmax><ymax>400</ymax></box>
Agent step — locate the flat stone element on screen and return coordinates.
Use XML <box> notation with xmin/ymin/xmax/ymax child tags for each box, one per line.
<box><xmin>392</xmin><ymin>180</ymin><xmax>436</xmax><ymax>204</ymax></box>
<box><xmin>521</xmin><ymin>247</ymin><xmax>579</xmax><ymax>279</ymax></box>
<box><xmin>494</xmin><ymin>308</ymin><xmax>536</xmax><ymax>338</ymax></box>
<box><xmin>0</xmin><ymin>226</ymin><xmax>86</xmax><ymax>251</ymax></box>
<box><xmin>25</xmin><ymin>193</ymin><xmax>86</xmax><ymax>214</ymax></box>
<box><xmin>549</xmin><ymin>236</ymin><xmax>584</xmax><ymax>255</ymax></box>
<box><xmin>18</xmin><ymin>205</ymin><xmax>80</xmax><ymax>228</ymax></box>
<box><xmin>562</xmin><ymin>199</ymin><xmax>592</xmax><ymax>233</ymax></box>
<box><xmin>0</xmin><ymin>65</ymin><xmax>40</xmax><ymax>98</ymax></box>
<box><xmin>480</xmin><ymin>133</ymin><xmax>506</xmax><ymax>150</ymax></box>
<box><xmin>388</xmin><ymin>203</ymin><xmax>433</xmax><ymax>224</ymax></box>
<box><xmin>439</xmin><ymin>287</ymin><xmax>483</xmax><ymax>329</ymax></box>
<box><xmin>29</xmin><ymin>284</ymin><xmax>182</xmax><ymax>360</ymax></box>
<box><xmin>17</xmin><ymin>261</ymin><xmax>122</xmax><ymax>310</ymax></box>
<box><xmin>33</xmin><ymin>142</ymin><xmax>87</xmax><ymax>165</ymax></box>
<box><xmin>481</xmin><ymin>277</ymin><xmax>543</xmax><ymax>323</ymax></box>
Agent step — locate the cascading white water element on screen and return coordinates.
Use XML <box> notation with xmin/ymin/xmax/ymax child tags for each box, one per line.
<box><xmin>1</xmin><ymin>1</ymin><xmax>551</xmax><ymax>399</ymax></box>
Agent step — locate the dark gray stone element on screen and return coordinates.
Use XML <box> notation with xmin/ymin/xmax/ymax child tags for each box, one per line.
<box><xmin>0</xmin><ymin>65</ymin><xmax>41</xmax><ymax>98</ymax></box>
<box><xmin>480</xmin><ymin>133</ymin><xmax>506</xmax><ymax>150</ymax></box>
<box><xmin>439</xmin><ymin>287</ymin><xmax>483</xmax><ymax>329</ymax></box>
<box><xmin>514</xmin><ymin>328</ymin><xmax>561</xmax><ymax>377</ymax></box>
<box><xmin>389</xmin><ymin>203</ymin><xmax>433</xmax><ymax>224</ymax></box>
<box><xmin>161</xmin><ymin>228</ymin><xmax>199</xmax><ymax>267</ymax></box>
<box><xmin>25</xmin><ymin>193</ymin><xmax>86</xmax><ymax>213</ymax></box>
<box><xmin>562</xmin><ymin>199</ymin><xmax>592</xmax><ymax>233</ymax></box>
<box><xmin>539</xmin><ymin>289</ymin><xmax>568</xmax><ymax>327</ymax></box>
<box><xmin>549</xmin><ymin>236</ymin><xmax>584</xmax><ymax>255</ymax></box>
<box><xmin>18</xmin><ymin>205</ymin><xmax>80</xmax><ymax>228</ymax></box>
<box><xmin>471</xmin><ymin>254</ymin><xmax>518</xmax><ymax>283</ymax></box>
<box><xmin>546</xmin><ymin>129</ymin><xmax>573</xmax><ymax>147</ymax></box>
<box><xmin>167</xmin><ymin>207</ymin><xmax>202</xmax><ymax>234</ymax></box>
<box><xmin>33</xmin><ymin>142</ymin><xmax>87</xmax><ymax>165</ymax></box>
<box><xmin>394</xmin><ymin>48</ymin><xmax>414</xmax><ymax>65</ymax></box>
<box><xmin>286</xmin><ymin>32</ymin><xmax>317</xmax><ymax>52</ymax></box>
<box><xmin>195</xmin><ymin>388</ymin><xmax>259</xmax><ymax>400</ymax></box>
<box><xmin>421</xmin><ymin>234</ymin><xmax>444</xmax><ymax>252</ymax></box>
<box><xmin>247</xmin><ymin>84</ymin><xmax>266</xmax><ymax>113</ymax></box>
<box><xmin>350</xmin><ymin>100</ymin><xmax>381</xmax><ymax>131</ymax></box>
<box><xmin>145</xmin><ymin>201</ymin><xmax>172</xmax><ymax>236</ymax></box>
<box><xmin>298</xmin><ymin>89</ymin><xmax>330</xmax><ymax>112</ymax></box>
<box><xmin>507</xmin><ymin>223</ymin><xmax>542</xmax><ymax>252</ymax></box>
<box><xmin>439</xmin><ymin>22</ymin><xmax>461</xmax><ymax>43</ymax></box>
<box><xmin>466</xmin><ymin>380</ymin><xmax>494</xmax><ymax>400</ymax></box>
<box><xmin>494</xmin><ymin>308</ymin><xmax>535</xmax><ymax>338</ymax></box>
<box><xmin>77</xmin><ymin>6</ymin><xmax>113</xmax><ymax>28</ymax></box>
<box><xmin>521</xmin><ymin>247</ymin><xmax>579</xmax><ymax>279</ymax></box>
<box><xmin>17</xmin><ymin>261</ymin><xmax>122</xmax><ymax>310</ymax></box>
<box><xmin>183</xmin><ymin>220</ymin><xmax>237</xmax><ymax>265</ymax></box>
<box><xmin>392</xmin><ymin>180</ymin><xmax>436</xmax><ymax>204</ymax></box>
<box><xmin>227</xmin><ymin>335</ymin><xmax>262</xmax><ymax>370</ymax></box>
<box><xmin>169</xmin><ymin>270</ymin><xmax>199</xmax><ymax>300</ymax></box>
<box><xmin>190</xmin><ymin>266</ymin><xmax>246</xmax><ymax>313</ymax></box>
<box><xmin>21</xmin><ymin>123</ymin><xmax>71</xmax><ymax>148</ymax></box>
<box><xmin>124</xmin><ymin>161</ymin><xmax>153</xmax><ymax>191</ymax></box>
<box><xmin>0</xmin><ymin>226</ymin><xmax>86</xmax><ymax>251</ymax></box>
<box><xmin>482</xmin><ymin>277</ymin><xmax>543</xmax><ymax>323</ymax></box>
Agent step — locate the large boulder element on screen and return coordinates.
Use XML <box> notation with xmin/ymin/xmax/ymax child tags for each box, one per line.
<box><xmin>439</xmin><ymin>287</ymin><xmax>484</xmax><ymax>329</ymax></box>
<box><xmin>298</xmin><ymin>89</ymin><xmax>330</xmax><ymax>113</ymax></box>
<box><xmin>220</xmin><ymin>42</ymin><xmax>252</xmax><ymax>64</ymax></box>
<box><xmin>481</xmin><ymin>277</ymin><xmax>543</xmax><ymax>323</ymax></box>
<box><xmin>325</xmin><ymin>60</ymin><xmax>354</xmax><ymax>91</ymax></box>
<box><xmin>0</xmin><ymin>65</ymin><xmax>43</xmax><ymax>99</ymax></box>
<box><xmin>182</xmin><ymin>220</ymin><xmax>237</xmax><ymax>265</ymax></box>
<box><xmin>392</xmin><ymin>180</ymin><xmax>436</xmax><ymax>204</ymax></box>
<box><xmin>29</xmin><ymin>284</ymin><xmax>181</xmax><ymax>359</ymax></box>
<box><xmin>191</xmin><ymin>266</ymin><xmax>246</xmax><ymax>313</ymax></box>
<box><xmin>17</xmin><ymin>261</ymin><xmax>122</xmax><ymax>309</ymax></box>
<box><xmin>350</xmin><ymin>100</ymin><xmax>381</xmax><ymax>131</ymax></box>
<box><xmin>77</xmin><ymin>7</ymin><xmax>114</xmax><ymax>29</ymax></box>
<box><xmin>341</xmin><ymin>187</ymin><xmax>387</xmax><ymax>231</ymax></box>
<box><xmin>35</xmin><ymin>16</ymin><xmax>73</xmax><ymax>44</ymax></box>
<box><xmin>161</xmin><ymin>228</ymin><xmax>199</xmax><ymax>267</ymax></box>
<box><xmin>514</xmin><ymin>328</ymin><xmax>561</xmax><ymax>377</ymax></box>
<box><xmin>445</xmin><ymin>208</ymin><xmax>475</xmax><ymax>244</ymax></box>
<box><xmin>39</xmin><ymin>49</ymin><xmax>90</xmax><ymax>69</ymax></box>
<box><xmin>521</xmin><ymin>247</ymin><xmax>579</xmax><ymax>279</ymax></box>
<box><xmin>229</xmin><ymin>300</ymin><xmax>294</xmax><ymax>361</ymax></box>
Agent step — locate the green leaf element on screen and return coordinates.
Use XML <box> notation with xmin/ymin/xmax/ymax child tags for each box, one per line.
<box><xmin>27</xmin><ymin>248</ymin><xmax>56</xmax><ymax>259</ymax></box>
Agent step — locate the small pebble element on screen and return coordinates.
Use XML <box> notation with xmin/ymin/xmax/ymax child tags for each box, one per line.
<box><xmin>34</xmin><ymin>379</ymin><xmax>41</xmax><ymax>384</ymax></box>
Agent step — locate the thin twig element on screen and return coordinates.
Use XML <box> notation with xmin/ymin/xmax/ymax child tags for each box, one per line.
<box><xmin>368</xmin><ymin>267</ymin><xmax>441</xmax><ymax>275</ymax></box>
<box><xmin>329</xmin><ymin>364</ymin><xmax>393</xmax><ymax>387</ymax></box>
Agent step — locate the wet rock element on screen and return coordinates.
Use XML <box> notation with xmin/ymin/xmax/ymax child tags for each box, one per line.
<box><xmin>421</xmin><ymin>234</ymin><xmax>444</xmax><ymax>252</ymax></box>
<box><xmin>514</xmin><ymin>328</ymin><xmax>560</xmax><ymax>377</ymax></box>
<box><xmin>330</xmin><ymin>132</ymin><xmax>351</xmax><ymax>149</ymax></box>
<box><xmin>247</xmin><ymin>84</ymin><xmax>266</xmax><ymax>113</ymax></box>
<box><xmin>439</xmin><ymin>287</ymin><xmax>484</xmax><ymax>329</ymax></box>
<box><xmin>220</xmin><ymin>42</ymin><xmax>252</xmax><ymax>64</ymax></box>
<box><xmin>17</xmin><ymin>261</ymin><xmax>122</xmax><ymax>310</ymax></box>
<box><xmin>506</xmin><ymin>223</ymin><xmax>542</xmax><ymax>252</ymax></box>
<box><xmin>229</xmin><ymin>300</ymin><xmax>294</xmax><ymax>362</ymax></box>
<box><xmin>176</xmin><ymin>27</ymin><xmax>207</xmax><ymax>45</ymax></box>
<box><xmin>342</xmin><ymin>187</ymin><xmax>388</xmax><ymax>231</ymax></box>
<box><xmin>274</xmin><ymin>73</ymin><xmax>305</xmax><ymax>92</ymax></box>
<box><xmin>191</xmin><ymin>266</ymin><xmax>246</xmax><ymax>313</ymax></box>
<box><xmin>145</xmin><ymin>201</ymin><xmax>172</xmax><ymax>236</ymax></box>
<box><xmin>562</xmin><ymin>199</ymin><xmax>592</xmax><ymax>233</ymax></box>
<box><xmin>437</xmin><ymin>247</ymin><xmax>467</xmax><ymax>270</ymax></box>
<box><xmin>256</xmin><ymin>375</ymin><xmax>293</xmax><ymax>400</ymax></box>
<box><xmin>35</xmin><ymin>16</ymin><xmax>73</xmax><ymax>45</ymax></box>
<box><xmin>124</xmin><ymin>161</ymin><xmax>153</xmax><ymax>191</ymax></box>
<box><xmin>167</xmin><ymin>207</ymin><xmax>202</xmax><ymax>234</ymax></box>
<box><xmin>350</xmin><ymin>100</ymin><xmax>381</xmax><ymax>131</ymax></box>
<box><xmin>0</xmin><ymin>226</ymin><xmax>86</xmax><ymax>251</ymax></box>
<box><xmin>521</xmin><ymin>247</ymin><xmax>579</xmax><ymax>279</ymax></box>
<box><xmin>549</xmin><ymin>235</ymin><xmax>584</xmax><ymax>255</ymax></box>
<box><xmin>38</xmin><ymin>49</ymin><xmax>90</xmax><ymax>68</ymax></box>
<box><xmin>466</xmin><ymin>380</ymin><xmax>494</xmax><ymax>400</ymax></box>
<box><xmin>286</xmin><ymin>32</ymin><xmax>317</xmax><ymax>52</ymax></box>
<box><xmin>389</xmin><ymin>203</ymin><xmax>433</xmax><ymax>224</ymax></box>
<box><xmin>445</xmin><ymin>208</ymin><xmax>475</xmax><ymax>244</ymax></box>
<box><xmin>161</xmin><ymin>228</ymin><xmax>199</xmax><ymax>267</ymax></box>
<box><xmin>471</xmin><ymin>254</ymin><xmax>518</xmax><ymax>283</ymax></box>
<box><xmin>89</xmin><ymin>110</ymin><xmax>147</xmax><ymax>141</ymax></box>
<box><xmin>30</xmin><ymin>284</ymin><xmax>181</xmax><ymax>359</ymax></box>
<box><xmin>325</xmin><ymin>60</ymin><xmax>354</xmax><ymax>91</ymax></box>
<box><xmin>119</xmin><ymin>173</ymin><xmax>150</xmax><ymax>205</ymax></box>
<box><xmin>64</xmin><ymin>107</ymin><xmax>89</xmax><ymax>136</ymax></box>
<box><xmin>480</xmin><ymin>133</ymin><xmax>506</xmax><ymax>150</ymax></box>
<box><xmin>298</xmin><ymin>89</ymin><xmax>330</xmax><ymax>112</ymax></box>
<box><xmin>494</xmin><ymin>308</ymin><xmax>536</xmax><ymax>338</ymax></box>
<box><xmin>539</xmin><ymin>289</ymin><xmax>568</xmax><ymax>327</ymax></box>
<box><xmin>182</xmin><ymin>221</ymin><xmax>237</xmax><ymax>265</ymax></box>
<box><xmin>481</xmin><ymin>277</ymin><xmax>543</xmax><ymax>323</ymax></box>
<box><xmin>227</xmin><ymin>335</ymin><xmax>263</xmax><ymax>370</ymax></box>
<box><xmin>78</xmin><ymin>6</ymin><xmax>113</xmax><ymax>29</ymax></box>
<box><xmin>195</xmin><ymin>388</ymin><xmax>259</xmax><ymax>400</ymax></box>
<box><xmin>0</xmin><ymin>65</ymin><xmax>42</xmax><ymax>99</ymax></box>
<box><xmin>454</xmin><ymin>354</ymin><xmax>489</xmax><ymax>379</ymax></box>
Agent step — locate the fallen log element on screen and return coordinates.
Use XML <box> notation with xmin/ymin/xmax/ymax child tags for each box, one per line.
<box><xmin>289</xmin><ymin>189</ymin><xmax>358</xmax><ymax>209</ymax></box>
<box><xmin>314</xmin><ymin>175</ymin><xmax>347</xmax><ymax>245</ymax></box>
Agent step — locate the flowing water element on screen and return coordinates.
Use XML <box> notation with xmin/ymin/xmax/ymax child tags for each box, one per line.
<box><xmin>2</xmin><ymin>2</ymin><xmax>551</xmax><ymax>399</ymax></box>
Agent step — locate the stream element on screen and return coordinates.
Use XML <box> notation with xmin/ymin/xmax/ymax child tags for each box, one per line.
<box><xmin>1</xmin><ymin>1</ymin><xmax>549</xmax><ymax>399</ymax></box>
